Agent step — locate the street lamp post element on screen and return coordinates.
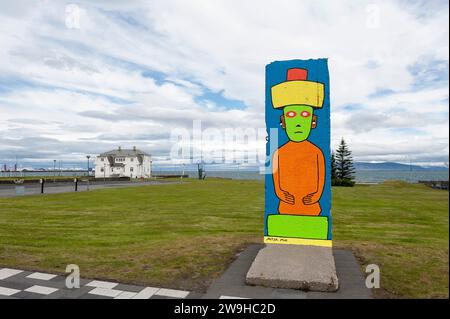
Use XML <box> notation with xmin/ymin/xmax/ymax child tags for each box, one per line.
<box><xmin>86</xmin><ymin>155</ymin><xmax>91</xmax><ymax>177</ymax></box>
<box><xmin>181</xmin><ymin>163</ymin><xmax>185</xmax><ymax>183</ymax></box>
<box><xmin>237</xmin><ymin>162</ymin><xmax>240</xmax><ymax>179</ymax></box>
<box><xmin>53</xmin><ymin>160</ymin><xmax>56</xmax><ymax>182</ymax></box>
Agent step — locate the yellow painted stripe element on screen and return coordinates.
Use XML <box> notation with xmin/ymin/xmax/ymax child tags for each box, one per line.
<box><xmin>264</xmin><ymin>236</ymin><xmax>332</xmax><ymax>247</ymax></box>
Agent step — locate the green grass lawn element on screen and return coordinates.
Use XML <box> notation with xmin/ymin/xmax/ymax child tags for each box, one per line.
<box><xmin>0</xmin><ymin>179</ymin><xmax>448</xmax><ymax>298</ymax></box>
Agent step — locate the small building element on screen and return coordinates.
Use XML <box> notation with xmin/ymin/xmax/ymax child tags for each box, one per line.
<box><xmin>94</xmin><ymin>146</ymin><xmax>152</xmax><ymax>179</ymax></box>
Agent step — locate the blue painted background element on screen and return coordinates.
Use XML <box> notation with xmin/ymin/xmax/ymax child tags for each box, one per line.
<box><xmin>264</xmin><ymin>59</ymin><xmax>332</xmax><ymax>240</ymax></box>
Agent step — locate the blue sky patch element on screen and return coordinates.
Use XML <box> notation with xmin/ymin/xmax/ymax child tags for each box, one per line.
<box><xmin>195</xmin><ymin>89</ymin><xmax>247</xmax><ymax>110</ymax></box>
<box><xmin>368</xmin><ymin>88</ymin><xmax>396</xmax><ymax>98</ymax></box>
<box><xmin>408</xmin><ymin>58</ymin><xmax>449</xmax><ymax>89</ymax></box>
<box><xmin>342</xmin><ymin>103</ymin><xmax>365</xmax><ymax>111</ymax></box>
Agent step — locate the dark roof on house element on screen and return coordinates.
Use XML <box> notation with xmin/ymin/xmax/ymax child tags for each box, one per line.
<box><xmin>99</xmin><ymin>148</ymin><xmax>150</xmax><ymax>157</ymax></box>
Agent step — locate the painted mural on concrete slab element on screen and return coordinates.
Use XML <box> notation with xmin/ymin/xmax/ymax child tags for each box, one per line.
<box><xmin>265</xmin><ymin>59</ymin><xmax>332</xmax><ymax>247</ymax></box>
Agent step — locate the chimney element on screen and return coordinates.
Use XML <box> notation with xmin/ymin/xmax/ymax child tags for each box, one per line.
<box><xmin>133</xmin><ymin>146</ymin><xmax>136</xmax><ymax>151</ymax></box>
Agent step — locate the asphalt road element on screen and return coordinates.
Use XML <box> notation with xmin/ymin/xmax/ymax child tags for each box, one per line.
<box><xmin>0</xmin><ymin>180</ymin><xmax>178</xmax><ymax>198</ymax></box>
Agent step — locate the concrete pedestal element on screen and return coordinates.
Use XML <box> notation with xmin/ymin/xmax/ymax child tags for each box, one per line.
<box><xmin>246</xmin><ymin>244</ymin><xmax>338</xmax><ymax>292</ymax></box>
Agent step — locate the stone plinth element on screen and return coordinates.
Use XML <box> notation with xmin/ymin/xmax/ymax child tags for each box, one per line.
<box><xmin>246</xmin><ymin>244</ymin><xmax>338</xmax><ymax>292</ymax></box>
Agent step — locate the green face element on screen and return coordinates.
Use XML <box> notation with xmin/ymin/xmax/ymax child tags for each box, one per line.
<box><xmin>283</xmin><ymin>105</ymin><xmax>314</xmax><ymax>142</ymax></box>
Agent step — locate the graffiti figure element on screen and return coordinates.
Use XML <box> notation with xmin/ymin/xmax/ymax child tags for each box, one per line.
<box><xmin>264</xmin><ymin>60</ymin><xmax>331</xmax><ymax>245</ymax></box>
<box><xmin>271</xmin><ymin>68</ymin><xmax>325</xmax><ymax>216</ymax></box>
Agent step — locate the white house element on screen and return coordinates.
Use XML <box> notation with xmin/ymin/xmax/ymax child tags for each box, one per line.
<box><xmin>94</xmin><ymin>146</ymin><xmax>152</xmax><ymax>179</ymax></box>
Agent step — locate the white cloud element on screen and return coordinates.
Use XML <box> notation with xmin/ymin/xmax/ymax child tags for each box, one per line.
<box><xmin>0</xmin><ymin>0</ymin><xmax>448</xmax><ymax>166</ymax></box>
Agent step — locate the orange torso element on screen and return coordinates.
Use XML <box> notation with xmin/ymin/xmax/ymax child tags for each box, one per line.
<box><xmin>276</xmin><ymin>140</ymin><xmax>323</xmax><ymax>216</ymax></box>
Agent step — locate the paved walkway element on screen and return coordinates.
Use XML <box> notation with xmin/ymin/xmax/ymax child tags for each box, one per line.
<box><xmin>0</xmin><ymin>180</ymin><xmax>177</xmax><ymax>197</ymax></box>
<box><xmin>0</xmin><ymin>268</ymin><xmax>194</xmax><ymax>299</ymax></box>
<box><xmin>203</xmin><ymin>245</ymin><xmax>372</xmax><ymax>299</ymax></box>
<box><xmin>0</xmin><ymin>246</ymin><xmax>371</xmax><ymax>299</ymax></box>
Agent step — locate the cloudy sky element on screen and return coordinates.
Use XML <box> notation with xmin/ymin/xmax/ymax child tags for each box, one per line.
<box><xmin>0</xmin><ymin>0</ymin><xmax>448</xmax><ymax>169</ymax></box>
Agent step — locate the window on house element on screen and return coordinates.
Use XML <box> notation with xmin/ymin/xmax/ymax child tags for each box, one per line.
<box><xmin>131</xmin><ymin>158</ymin><xmax>134</xmax><ymax>162</ymax></box>
<box><xmin>101</xmin><ymin>158</ymin><xmax>104</xmax><ymax>162</ymax></box>
<box><xmin>100</xmin><ymin>168</ymin><xmax>104</xmax><ymax>172</ymax></box>
<box><xmin>130</xmin><ymin>167</ymin><xmax>134</xmax><ymax>172</ymax></box>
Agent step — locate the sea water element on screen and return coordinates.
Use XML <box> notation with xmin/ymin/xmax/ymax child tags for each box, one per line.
<box><xmin>154</xmin><ymin>169</ymin><xmax>449</xmax><ymax>183</ymax></box>
<box><xmin>2</xmin><ymin>169</ymin><xmax>448</xmax><ymax>183</ymax></box>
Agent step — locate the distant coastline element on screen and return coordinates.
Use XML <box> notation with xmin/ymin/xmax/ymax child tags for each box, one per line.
<box><xmin>354</xmin><ymin>161</ymin><xmax>448</xmax><ymax>171</ymax></box>
<box><xmin>2</xmin><ymin>160</ymin><xmax>447</xmax><ymax>172</ymax></box>
<box><xmin>1</xmin><ymin>161</ymin><xmax>448</xmax><ymax>183</ymax></box>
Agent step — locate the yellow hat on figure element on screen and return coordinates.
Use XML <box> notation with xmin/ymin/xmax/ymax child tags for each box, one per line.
<box><xmin>271</xmin><ymin>68</ymin><xmax>324</xmax><ymax>109</ymax></box>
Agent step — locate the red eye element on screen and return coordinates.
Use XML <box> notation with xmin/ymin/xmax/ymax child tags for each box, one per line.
<box><xmin>286</xmin><ymin>111</ymin><xmax>296</xmax><ymax>118</ymax></box>
<box><xmin>300</xmin><ymin>111</ymin><xmax>311</xmax><ymax>118</ymax></box>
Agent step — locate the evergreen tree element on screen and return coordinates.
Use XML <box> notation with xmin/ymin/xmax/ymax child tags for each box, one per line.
<box><xmin>331</xmin><ymin>151</ymin><xmax>337</xmax><ymax>181</ymax></box>
<box><xmin>334</xmin><ymin>138</ymin><xmax>355</xmax><ymax>186</ymax></box>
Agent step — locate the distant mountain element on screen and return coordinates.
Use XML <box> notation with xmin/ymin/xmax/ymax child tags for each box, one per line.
<box><xmin>354</xmin><ymin>162</ymin><xmax>448</xmax><ymax>171</ymax></box>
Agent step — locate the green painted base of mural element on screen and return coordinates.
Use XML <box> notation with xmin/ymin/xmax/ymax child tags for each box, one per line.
<box><xmin>267</xmin><ymin>214</ymin><xmax>328</xmax><ymax>240</ymax></box>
